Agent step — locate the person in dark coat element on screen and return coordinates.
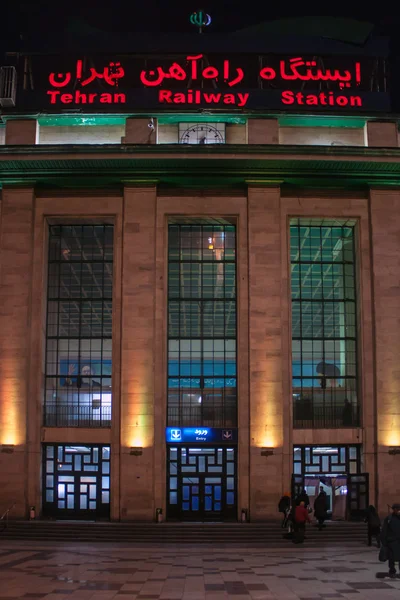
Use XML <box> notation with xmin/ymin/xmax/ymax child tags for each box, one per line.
<box><xmin>380</xmin><ymin>503</ymin><xmax>400</xmax><ymax>577</ymax></box>
<box><xmin>364</xmin><ymin>505</ymin><xmax>381</xmax><ymax>547</ymax></box>
<box><xmin>278</xmin><ymin>492</ymin><xmax>291</xmax><ymax>528</ymax></box>
<box><xmin>296</xmin><ymin>488</ymin><xmax>310</xmax><ymax>508</ymax></box>
<box><xmin>314</xmin><ymin>487</ymin><xmax>329</xmax><ymax>530</ymax></box>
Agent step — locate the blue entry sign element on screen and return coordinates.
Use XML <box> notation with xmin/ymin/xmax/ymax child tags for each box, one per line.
<box><xmin>166</xmin><ymin>427</ymin><xmax>238</xmax><ymax>444</ymax></box>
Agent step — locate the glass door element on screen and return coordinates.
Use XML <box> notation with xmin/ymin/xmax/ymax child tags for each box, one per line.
<box><xmin>347</xmin><ymin>473</ymin><xmax>369</xmax><ymax>520</ymax></box>
<box><xmin>167</xmin><ymin>446</ymin><xmax>237</xmax><ymax>521</ymax></box>
<box><xmin>43</xmin><ymin>444</ymin><xmax>110</xmax><ymax>519</ymax></box>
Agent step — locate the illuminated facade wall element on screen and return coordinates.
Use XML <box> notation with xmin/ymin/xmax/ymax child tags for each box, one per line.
<box><xmin>0</xmin><ymin>188</ymin><xmax>34</xmax><ymax>515</ymax></box>
<box><xmin>1</xmin><ymin>117</ymin><xmax>400</xmax><ymax>520</ymax></box>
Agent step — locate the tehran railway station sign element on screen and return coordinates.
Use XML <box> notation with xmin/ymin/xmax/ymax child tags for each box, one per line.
<box><xmin>11</xmin><ymin>52</ymin><xmax>391</xmax><ymax>113</ymax></box>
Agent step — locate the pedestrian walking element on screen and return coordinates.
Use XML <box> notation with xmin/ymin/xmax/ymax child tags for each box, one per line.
<box><xmin>314</xmin><ymin>486</ymin><xmax>329</xmax><ymax>530</ymax></box>
<box><xmin>278</xmin><ymin>492</ymin><xmax>291</xmax><ymax>528</ymax></box>
<box><xmin>365</xmin><ymin>505</ymin><xmax>381</xmax><ymax>547</ymax></box>
<box><xmin>379</xmin><ymin>503</ymin><xmax>400</xmax><ymax>578</ymax></box>
<box><xmin>296</xmin><ymin>488</ymin><xmax>310</xmax><ymax>508</ymax></box>
<box><xmin>292</xmin><ymin>500</ymin><xmax>310</xmax><ymax>544</ymax></box>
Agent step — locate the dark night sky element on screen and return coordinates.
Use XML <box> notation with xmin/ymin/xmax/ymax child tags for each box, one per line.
<box><xmin>2</xmin><ymin>2</ymin><xmax>400</xmax><ymax>58</ymax></box>
<box><xmin>3</xmin><ymin>2</ymin><xmax>399</xmax><ymax>39</ymax></box>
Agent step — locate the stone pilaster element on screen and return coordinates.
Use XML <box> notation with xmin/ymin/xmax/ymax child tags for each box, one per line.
<box><xmin>5</xmin><ymin>119</ymin><xmax>38</xmax><ymax>145</ymax></box>
<box><xmin>248</xmin><ymin>185</ymin><xmax>284</xmax><ymax>519</ymax></box>
<box><xmin>123</xmin><ymin>118</ymin><xmax>157</xmax><ymax>144</ymax></box>
<box><xmin>366</xmin><ymin>121</ymin><xmax>398</xmax><ymax>148</ymax></box>
<box><xmin>370</xmin><ymin>188</ymin><xmax>400</xmax><ymax>512</ymax></box>
<box><xmin>247</xmin><ymin>119</ymin><xmax>279</xmax><ymax>144</ymax></box>
<box><xmin>120</xmin><ymin>186</ymin><xmax>156</xmax><ymax>520</ymax></box>
<box><xmin>0</xmin><ymin>187</ymin><xmax>34</xmax><ymax>517</ymax></box>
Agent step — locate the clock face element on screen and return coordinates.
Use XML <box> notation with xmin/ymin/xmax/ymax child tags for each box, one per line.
<box><xmin>179</xmin><ymin>123</ymin><xmax>225</xmax><ymax>145</ymax></box>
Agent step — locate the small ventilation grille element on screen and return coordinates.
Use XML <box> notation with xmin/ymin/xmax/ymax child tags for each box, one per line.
<box><xmin>0</xmin><ymin>66</ymin><xmax>17</xmax><ymax>107</ymax></box>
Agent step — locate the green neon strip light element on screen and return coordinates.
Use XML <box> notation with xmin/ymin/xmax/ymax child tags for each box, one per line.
<box><xmin>38</xmin><ymin>115</ymin><xmax>127</xmax><ymax>127</ymax></box>
<box><xmin>278</xmin><ymin>116</ymin><xmax>367</xmax><ymax>128</ymax></box>
<box><xmin>12</xmin><ymin>113</ymin><xmax>395</xmax><ymax>129</ymax></box>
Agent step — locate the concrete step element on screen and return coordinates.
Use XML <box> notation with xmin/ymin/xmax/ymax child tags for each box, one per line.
<box><xmin>0</xmin><ymin>521</ymin><xmax>368</xmax><ymax>544</ymax></box>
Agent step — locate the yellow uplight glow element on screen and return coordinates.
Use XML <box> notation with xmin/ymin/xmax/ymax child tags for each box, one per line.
<box><xmin>127</xmin><ymin>413</ymin><xmax>153</xmax><ymax>449</ymax></box>
<box><xmin>384</xmin><ymin>430</ymin><xmax>400</xmax><ymax>447</ymax></box>
<box><xmin>262</xmin><ymin>433</ymin><xmax>278</xmax><ymax>449</ymax></box>
<box><xmin>256</xmin><ymin>379</ymin><xmax>283</xmax><ymax>449</ymax></box>
<box><xmin>0</xmin><ymin>375</ymin><xmax>23</xmax><ymax>446</ymax></box>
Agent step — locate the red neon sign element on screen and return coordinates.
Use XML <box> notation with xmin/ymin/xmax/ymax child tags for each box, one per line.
<box><xmin>138</xmin><ymin>54</ymin><xmax>362</xmax><ymax>89</ymax></box>
<box><xmin>45</xmin><ymin>56</ymin><xmax>364</xmax><ymax>107</ymax></box>
<box><xmin>49</xmin><ymin>59</ymin><xmax>125</xmax><ymax>88</ymax></box>
<box><xmin>260</xmin><ymin>57</ymin><xmax>361</xmax><ymax>89</ymax></box>
<box><xmin>157</xmin><ymin>89</ymin><xmax>362</xmax><ymax>108</ymax></box>
<box><xmin>140</xmin><ymin>54</ymin><xmax>244</xmax><ymax>87</ymax></box>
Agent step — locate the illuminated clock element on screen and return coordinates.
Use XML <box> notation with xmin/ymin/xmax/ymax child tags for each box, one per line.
<box><xmin>179</xmin><ymin>123</ymin><xmax>225</xmax><ymax>145</ymax></box>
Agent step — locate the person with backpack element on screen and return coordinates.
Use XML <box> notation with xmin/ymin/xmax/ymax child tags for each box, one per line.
<box><xmin>380</xmin><ymin>503</ymin><xmax>400</xmax><ymax>578</ymax></box>
<box><xmin>364</xmin><ymin>505</ymin><xmax>381</xmax><ymax>547</ymax></box>
<box><xmin>278</xmin><ymin>492</ymin><xmax>291</xmax><ymax>528</ymax></box>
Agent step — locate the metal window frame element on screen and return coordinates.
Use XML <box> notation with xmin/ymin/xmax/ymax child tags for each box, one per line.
<box><xmin>290</xmin><ymin>222</ymin><xmax>360</xmax><ymax>429</ymax></box>
<box><xmin>167</xmin><ymin>224</ymin><xmax>237</xmax><ymax>428</ymax></box>
<box><xmin>44</xmin><ymin>224</ymin><xmax>114</xmax><ymax>428</ymax></box>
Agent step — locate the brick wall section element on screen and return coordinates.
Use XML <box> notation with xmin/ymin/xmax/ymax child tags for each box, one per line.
<box><xmin>0</xmin><ymin>187</ymin><xmax>34</xmax><ymax>517</ymax></box>
<box><xmin>120</xmin><ymin>186</ymin><xmax>156</xmax><ymax>520</ymax></box>
<box><xmin>248</xmin><ymin>186</ymin><xmax>284</xmax><ymax>519</ymax></box>
<box><xmin>370</xmin><ymin>188</ymin><xmax>400</xmax><ymax>510</ymax></box>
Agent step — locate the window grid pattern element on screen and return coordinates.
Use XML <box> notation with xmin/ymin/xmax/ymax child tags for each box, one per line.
<box><xmin>293</xmin><ymin>445</ymin><xmax>361</xmax><ymax>476</ymax></box>
<box><xmin>168</xmin><ymin>224</ymin><xmax>237</xmax><ymax>427</ymax></box>
<box><xmin>290</xmin><ymin>220</ymin><xmax>359</xmax><ymax>429</ymax></box>
<box><xmin>44</xmin><ymin>225</ymin><xmax>114</xmax><ymax>427</ymax></box>
<box><xmin>43</xmin><ymin>444</ymin><xmax>110</xmax><ymax>518</ymax></box>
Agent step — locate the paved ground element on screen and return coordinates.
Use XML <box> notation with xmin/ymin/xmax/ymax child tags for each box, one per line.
<box><xmin>1</xmin><ymin>540</ymin><xmax>400</xmax><ymax>600</ymax></box>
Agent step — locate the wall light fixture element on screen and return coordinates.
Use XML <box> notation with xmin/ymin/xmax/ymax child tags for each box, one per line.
<box><xmin>130</xmin><ymin>447</ymin><xmax>143</xmax><ymax>456</ymax></box>
<box><xmin>1</xmin><ymin>444</ymin><xmax>15</xmax><ymax>454</ymax></box>
<box><xmin>260</xmin><ymin>447</ymin><xmax>275</xmax><ymax>457</ymax></box>
<box><xmin>388</xmin><ymin>447</ymin><xmax>400</xmax><ymax>456</ymax></box>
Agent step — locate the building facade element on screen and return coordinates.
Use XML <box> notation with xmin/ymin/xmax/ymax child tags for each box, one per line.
<box><xmin>1</xmin><ymin>27</ymin><xmax>400</xmax><ymax>522</ymax></box>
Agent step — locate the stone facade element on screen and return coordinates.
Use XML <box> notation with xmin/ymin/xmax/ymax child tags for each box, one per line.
<box><xmin>0</xmin><ymin>118</ymin><xmax>399</xmax><ymax>521</ymax></box>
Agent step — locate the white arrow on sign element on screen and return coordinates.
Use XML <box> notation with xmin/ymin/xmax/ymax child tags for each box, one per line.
<box><xmin>171</xmin><ymin>429</ymin><xmax>181</xmax><ymax>440</ymax></box>
<box><xmin>222</xmin><ymin>430</ymin><xmax>232</xmax><ymax>439</ymax></box>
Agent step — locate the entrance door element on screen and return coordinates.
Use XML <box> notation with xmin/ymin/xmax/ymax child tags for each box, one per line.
<box><xmin>347</xmin><ymin>473</ymin><xmax>369</xmax><ymax>520</ymax></box>
<box><xmin>43</xmin><ymin>445</ymin><xmax>111</xmax><ymax>519</ymax></box>
<box><xmin>167</xmin><ymin>446</ymin><xmax>237</xmax><ymax>521</ymax></box>
<box><xmin>291</xmin><ymin>474</ymin><xmax>305</xmax><ymax>503</ymax></box>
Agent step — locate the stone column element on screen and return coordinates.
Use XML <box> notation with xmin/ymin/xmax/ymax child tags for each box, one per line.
<box><xmin>0</xmin><ymin>186</ymin><xmax>34</xmax><ymax>517</ymax></box>
<box><xmin>248</xmin><ymin>185</ymin><xmax>284</xmax><ymax>519</ymax></box>
<box><xmin>120</xmin><ymin>185</ymin><xmax>157</xmax><ymax>520</ymax></box>
<box><xmin>369</xmin><ymin>188</ymin><xmax>400</xmax><ymax>512</ymax></box>
<box><xmin>5</xmin><ymin>120</ymin><xmax>38</xmax><ymax>144</ymax></box>
<box><xmin>123</xmin><ymin>118</ymin><xmax>157</xmax><ymax>144</ymax></box>
<box><xmin>247</xmin><ymin>119</ymin><xmax>279</xmax><ymax>145</ymax></box>
<box><xmin>366</xmin><ymin>122</ymin><xmax>398</xmax><ymax>148</ymax></box>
